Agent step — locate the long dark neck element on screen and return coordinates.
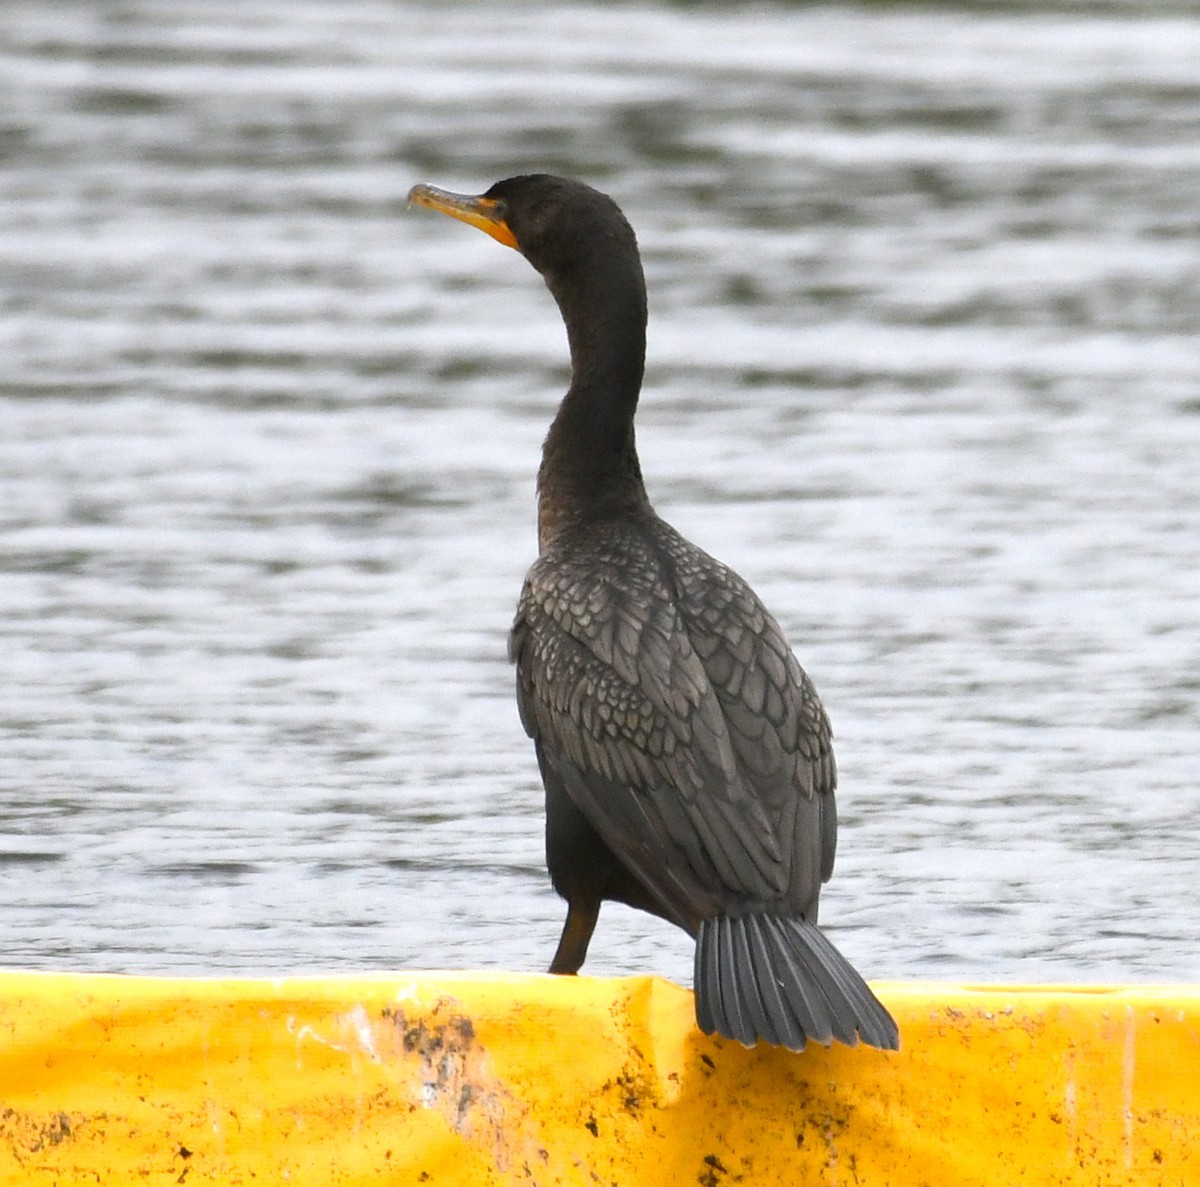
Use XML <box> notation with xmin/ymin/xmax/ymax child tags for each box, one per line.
<box><xmin>537</xmin><ymin>256</ymin><xmax>650</xmax><ymax>550</ymax></box>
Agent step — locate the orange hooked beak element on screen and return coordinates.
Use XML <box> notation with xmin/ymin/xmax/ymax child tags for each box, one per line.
<box><xmin>407</xmin><ymin>183</ymin><xmax>519</xmax><ymax>251</ymax></box>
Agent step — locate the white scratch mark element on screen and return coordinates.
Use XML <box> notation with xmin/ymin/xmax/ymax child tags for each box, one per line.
<box><xmin>287</xmin><ymin>1005</ymin><xmax>381</xmax><ymax>1065</ymax></box>
<box><xmin>342</xmin><ymin>1003</ymin><xmax>380</xmax><ymax>1062</ymax></box>
<box><xmin>1063</xmin><ymin>1046</ymin><xmax>1077</xmax><ymax>1160</ymax></box>
<box><xmin>1122</xmin><ymin>1006</ymin><xmax>1136</xmax><ymax>1168</ymax></box>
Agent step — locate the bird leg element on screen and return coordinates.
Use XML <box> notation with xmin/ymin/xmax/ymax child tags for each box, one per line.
<box><xmin>548</xmin><ymin>898</ymin><xmax>600</xmax><ymax>974</ymax></box>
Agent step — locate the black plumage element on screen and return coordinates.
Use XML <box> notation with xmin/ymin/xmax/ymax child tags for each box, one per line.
<box><xmin>408</xmin><ymin>174</ymin><xmax>898</xmax><ymax>1052</ymax></box>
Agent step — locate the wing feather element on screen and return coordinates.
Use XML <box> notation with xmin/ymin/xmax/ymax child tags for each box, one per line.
<box><xmin>512</xmin><ymin>516</ymin><xmax>837</xmax><ymax>913</ymax></box>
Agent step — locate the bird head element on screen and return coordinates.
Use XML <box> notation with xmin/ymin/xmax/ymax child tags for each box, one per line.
<box><xmin>408</xmin><ymin>174</ymin><xmax>638</xmax><ymax>284</ymax></box>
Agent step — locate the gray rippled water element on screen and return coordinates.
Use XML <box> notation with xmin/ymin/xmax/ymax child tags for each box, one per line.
<box><xmin>2</xmin><ymin>1</ymin><xmax>1198</xmax><ymax>986</ymax></box>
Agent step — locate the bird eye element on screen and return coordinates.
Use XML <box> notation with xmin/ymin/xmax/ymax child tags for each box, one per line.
<box><xmin>493</xmin><ymin>199</ymin><xmax>508</xmax><ymax>219</ymax></box>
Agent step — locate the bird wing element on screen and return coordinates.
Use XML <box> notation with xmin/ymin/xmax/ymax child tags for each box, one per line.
<box><xmin>509</xmin><ymin>518</ymin><xmax>835</xmax><ymax>911</ymax></box>
<box><xmin>657</xmin><ymin>520</ymin><xmax>838</xmax><ymax>891</ymax></box>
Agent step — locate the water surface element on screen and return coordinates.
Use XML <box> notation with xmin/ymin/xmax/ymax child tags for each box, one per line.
<box><xmin>2</xmin><ymin>1</ymin><xmax>1199</xmax><ymax>986</ymax></box>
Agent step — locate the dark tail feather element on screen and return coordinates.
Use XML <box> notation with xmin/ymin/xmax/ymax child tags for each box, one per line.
<box><xmin>694</xmin><ymin>915</ymin><xmax>899</xmax><ymax>1052</ymax></box>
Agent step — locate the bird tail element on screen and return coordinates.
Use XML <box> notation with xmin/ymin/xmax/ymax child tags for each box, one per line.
<box><xmin>694</xmin><ymin>914</ymin><xmax>899</xmax><ymax>1052</ymax></box>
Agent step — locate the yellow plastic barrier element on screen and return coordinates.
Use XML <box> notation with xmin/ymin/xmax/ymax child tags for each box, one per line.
<box><xmin>0</xmin><ymin>972</ymin><xmax>1196</xmax><ymax>1185</ymax></box>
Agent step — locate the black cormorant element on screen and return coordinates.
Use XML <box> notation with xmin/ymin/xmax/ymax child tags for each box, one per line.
<box><xmin>408</xmin><ymin>174</ymin><xmax>898</xmax><ymax>1052</ymax></box>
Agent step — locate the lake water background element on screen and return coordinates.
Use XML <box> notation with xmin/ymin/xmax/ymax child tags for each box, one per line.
<box><xmin>2</xmin><ymin>0</ymin><xmax>1199</xmax><ymax>987</ymax></box>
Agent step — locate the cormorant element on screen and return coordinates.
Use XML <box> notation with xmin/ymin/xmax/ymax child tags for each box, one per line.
<box><xmin>408</xmin><ymin>174</ymin><xmax>898</xmax><ymax>1052</ymax></box>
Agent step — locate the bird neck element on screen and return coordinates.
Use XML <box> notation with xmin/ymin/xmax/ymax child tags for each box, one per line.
<box><xmin>536</xmin><ymin>263</ymin><xmax>650</xmax><ymax>551</ymax></box>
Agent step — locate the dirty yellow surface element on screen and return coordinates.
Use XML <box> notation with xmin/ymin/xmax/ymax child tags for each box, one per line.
<box><xmin>0</xmin><ymin>973</ymin><xmax>1196</xmax><ymax>1185</ymax></box>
